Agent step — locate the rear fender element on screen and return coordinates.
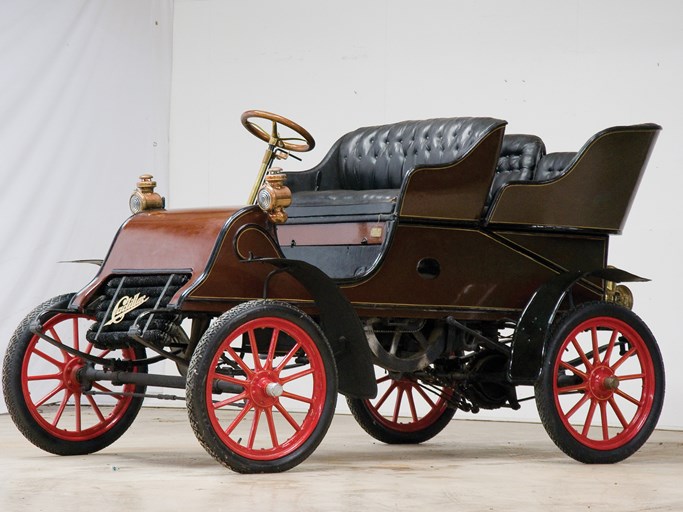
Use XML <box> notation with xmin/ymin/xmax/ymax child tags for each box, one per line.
<box><xmin>245</xmin><ymin>257</ymin><xmax>378</xmax><ymax>399</ymax></box>
<box><xmin>508</xmin><ymin>267</ymin><xmax>649</xmax><ymax>385</ymax></box>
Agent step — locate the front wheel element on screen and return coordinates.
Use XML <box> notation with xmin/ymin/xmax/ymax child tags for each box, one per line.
<box><xmin>2</xmin><ymin>294</ymin><xmax>147</xmax><ymax>455</ymax></box>
<box><xmin>535</xmin><ymin>302</ymin><xmax>664</xmax><ymax>463</ymax></box>
<box><xmin>186</xmin><ymin>301</ymin><xmax>338</xmax><ymax>473</ymax></box>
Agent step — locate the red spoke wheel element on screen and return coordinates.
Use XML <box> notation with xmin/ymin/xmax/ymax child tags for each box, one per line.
<box><xmin>186</xmin><ymin>301</ymin><xmax>337</xmax><ymax>473</ymax></box>
<box><xmin>535</xmin><ymin>302</ymin><xmax>664</xmax><ymax>463</ymax></box>
<box><xmin>347</xmin><ymin>370</ymin><xmax>455</xmax><ymax>444</ymax></box>
<box><xmin>2</xmin><ymin>294</ymin><xmax>146</xmax><ymax>455</ymax></box>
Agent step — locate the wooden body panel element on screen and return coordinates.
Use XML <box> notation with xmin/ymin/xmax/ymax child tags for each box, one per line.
<box><xmin>71</xmin><ymin>122</ymin><xmax>657</xmax><ymax>322</ymax></box>
<box><xmin>71</xmin><ymin>207</ymin><xmax>265</xmax><ymax>309</ymax></box>
<box><xmin>399</xmin><ymin>126</ymin><xmax>504</xmax><ymax>221</ymax></box>
<box><xmin>487</xmin><ymin>125</ymin><xmax>660</xmax><ymax>232</ymax></box>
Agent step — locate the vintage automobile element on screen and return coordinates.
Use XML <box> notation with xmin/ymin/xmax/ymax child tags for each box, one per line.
<box><xmin>2</xmin><ymin>111</ymin><xmax>665</xmax><ymax>473</ymax></box>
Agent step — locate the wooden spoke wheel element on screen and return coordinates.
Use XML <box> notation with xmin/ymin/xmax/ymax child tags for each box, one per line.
<box><xmin>186</xmin><ymin>301</ymin><xmax>337</xmax><ymax>473</ymax></box>
<box><xmin>535</xmin><ymin>302</ymin><xmax>664</xmax><ymax>463</ymax></box>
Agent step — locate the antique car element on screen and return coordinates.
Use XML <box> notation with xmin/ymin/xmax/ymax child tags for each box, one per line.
<box><xmin>2</xmin><ymin>111</ymin><xmax>665</xmax><ymax>473</ymax></box>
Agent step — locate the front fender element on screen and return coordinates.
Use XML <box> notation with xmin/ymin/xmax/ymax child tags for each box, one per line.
<box><xmin>508</xmin><ymin>267</ymin><xmax>649</xmax><ymax>385</ymax></box>
<box><xmin>246</xmin><ymin>257</ymin><xmax>377</xmax><ymax>399</ymax></box>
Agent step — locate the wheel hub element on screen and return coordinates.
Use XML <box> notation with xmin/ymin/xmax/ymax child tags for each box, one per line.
<box><xmin>588</xmin><ymin>366</ymin><xmax>618</xmax><ymax>400</ymax></box>
<box><xmin>62</xmin><ymin>357</ymin><xmax>85</xmax><ymax>393</ymax></box>
<box><xmin>248</xmin><ymin>371</ymin><xmax>282</xmax><ymax>407</ymax></box>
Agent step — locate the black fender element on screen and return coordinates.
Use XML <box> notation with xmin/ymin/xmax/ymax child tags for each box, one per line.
<box><xmin>508</xmin><ymin>267</ymin><xmax>649</xmax><ymax>385</ymax></box>
<box><xmin>245</xmin><ymin>257</ymin><xmax>378</xmax><ymax>399</ymax></box>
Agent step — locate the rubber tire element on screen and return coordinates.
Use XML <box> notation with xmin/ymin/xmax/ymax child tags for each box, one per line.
<box><xmin>347</xmin><ymin>374</ymin><xmax>455</xmax><ymax>444</ymax></box>
<box><xmin>186</xmin><ymin>300</ymin><xmax>338</xmax><ymax>473</ymax></box>
<box><xmin>535</xmin><ymin>302</ymin><xmax>665</xmax><ymax>463</ymax></box>
<box><xmin>2</xmin><ymin>294</ymin><xmax>147</xmax><ymax>456</ymax></box>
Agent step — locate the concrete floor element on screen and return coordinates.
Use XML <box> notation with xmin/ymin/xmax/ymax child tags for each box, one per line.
<box><xmin>1</xmin><ymin>407</ymin><xmax>682</xmax><ymax>512</ymax></box>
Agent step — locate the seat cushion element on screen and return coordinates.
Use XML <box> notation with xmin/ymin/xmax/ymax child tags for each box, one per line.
<box><xmin>535</xmin><ymin>152</ymin><xmax>577</xmax><ymax>182</ymax></box>
<box><xmin>318</xmin><ymin>117</ymin><xmax>505</xmax><ymax>191</ymax></box>
<box><xmin>287</xmin><ymin>189</ymin><xmax>399</xmax><ymax>219</ymax></box>
<box><xmin>487</xmin><ymin>134</ymin><xmax>546</xmax><ymax>205</ymax></box>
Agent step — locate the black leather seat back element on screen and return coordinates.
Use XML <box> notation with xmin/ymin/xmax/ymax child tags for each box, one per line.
<box><xmin>318</xmin><ymin>117</ymin><xmax>502</xmax><ymax>191</ymax></box>
<box><xmin>535</xmin><ymin>152</ymin><xmax>577</xmax><ymax>182</ymax></box>
<box><xmin>487</xmin><ymin>134</ymin><xmax>545</xmax><ymax>204</ymax></box>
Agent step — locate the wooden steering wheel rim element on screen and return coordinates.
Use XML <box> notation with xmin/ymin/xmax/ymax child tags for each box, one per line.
<box><xmin>240</xmin><ymin>110</ymin><xmax>315</xmax><ymax>152</ymax></box>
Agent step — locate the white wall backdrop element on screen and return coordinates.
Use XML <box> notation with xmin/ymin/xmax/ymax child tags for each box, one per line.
<box><xmin>170</xmin><ymin>0</ymin><xmax>683</xmax><ymax>428</ymax></box>
<box><xmin>1</xmin><ymin>0</ymin><xmax>680</xmax><ymax>430</ymax></box>
<box><xmin>0</xmin><ymin>0</ymin><xmax>173</xmax><ymax>413</ymax></box>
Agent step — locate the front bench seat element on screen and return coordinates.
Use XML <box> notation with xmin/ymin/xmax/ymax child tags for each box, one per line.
<box><xmin>285</xmin><ymin>117</ymin><xmax>503</xmax><ymax>221</ymax></box>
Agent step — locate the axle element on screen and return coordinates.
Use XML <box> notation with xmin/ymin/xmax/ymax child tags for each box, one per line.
<box><xmin>79</xmin><ymin>367</ymin><xmax>243</xmax><ymax>394</ymax></box>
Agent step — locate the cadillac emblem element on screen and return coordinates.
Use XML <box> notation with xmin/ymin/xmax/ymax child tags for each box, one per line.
<box><xmin>104</xmin><ymin>293</ymin><xmax>149</xmax><ymax>326</ymax></box>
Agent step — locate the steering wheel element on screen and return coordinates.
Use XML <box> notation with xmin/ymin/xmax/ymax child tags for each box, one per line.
<box><xmin>241</xmin><ymin>110</ymin><xmax>315</xmax><ymax>152</ymax></box>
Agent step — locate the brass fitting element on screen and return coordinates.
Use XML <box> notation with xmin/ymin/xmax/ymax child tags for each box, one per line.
<box><xmin>129</xmin><ymin>174</ymin><xmax>165</xmax><ymax>214</ymax></box>
<box><xmin>256</xmin><ymin>169</ymin><xmax>292</xmax><ymax>224</ymax></box>
<box><xmin>605</xmin><ymin>281</ymin><xmax>634</xmax><ymax>310</ymax></box>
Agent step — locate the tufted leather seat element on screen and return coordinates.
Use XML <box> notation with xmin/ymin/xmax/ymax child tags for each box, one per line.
<box><xmin>286</xmin><ymin>117</ymin><xmax>504</xmax><ymax>220</ymax></box>
<box><xmin>534</xmin><ymin>152</ymin><xmax>577</xmax><ymax>182</ymax></box>
<box><xmin>487</xmin><ymin>134</ymin><xmax>546</xmax><ymax>205</ymax></box>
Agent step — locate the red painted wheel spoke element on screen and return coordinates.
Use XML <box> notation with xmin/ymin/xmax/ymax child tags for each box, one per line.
<box><xmin>213</xmin><ymin>373</ymin><xmax>247</xmax><ymax>386</ymax></box>
<box><xmin>600</xmin><ymin>401</ymin><xmax>609</xmax><ymax>440</ymax></box>
<box><xmin>35</xmin><ymin>383</ymin><xmax>66</xmax><ymax>407</ymax></box>
<box><xmin>92</xmin><ymin>382</ymin><xmax>123</xmax><ymax>400</ymax></box>
<box><xmin>85</xmin><ymin>394</ymin><xmax>106</xmax><ymax>422</ymax></box>
<box><xmin>274</xmin><ymin>401</ymin><xmax>301</xmax><ymax>431</ymax></box>
<box><xmin>560</xmin><ymin>360</ymin><xmax>587</xmax><ymax>380</ymax></box>
<box><xmin>27</xmin><ymin>372</ymin><xmax>62</xmax><ymax>381</ymax></box>
<box><xmin>611</xmin><ymin>346</ymin><xmax>637</xmax><ymax>372</ymax></box>
<box><xmin>85</xmin><ymin>342</ymin><xmax>94</xmax><ymax>355</ymax></box>
<box><xmin>414</xmin><ymin>384</ymin><xmax>436</xmax><ymax>407</ymax></box>
<box><xmin>392</xmin><ymin>388</ymin><xmax>405</xmax><ymax>423</ymax></box>
<box><xmin>608</xmin><ymin>397</ymin><xmax>629</xmax><ymax>429</ymax></box>
<box><xmin>72</xmin><ymin>318</ymin><xmax>80</xmax><ymax>352</ymax></box>
<box><xmin>571</xmin><ymin>337</ymin><xmax>592</xmax><ymax>371</ymax></box>
<box><xmin>214</xmin><ymin>391</ymin><xmax>248</xmax><ymax>410</ymax></box>
<box><xmin>374</xmin><ymin>381</ymin><xmax>398</xmax><ymax>410</ymax></box>
<box><xmin>564</xmin><ymin>393</ymin><xmax>590</xmax><ymax>420</ymax></box>
<box><xmin>30</xmin><ymin>348</ymin><xmax>64</xmax><ymax>369</ymax></box>
<box><xmin>48</xmin><ymin>327</ymin><xmax>71</xmax><ymax>360</ymax></box>
<box><xmin>617</xmin><ymin>372</ymin><xmax>645</xmax><ymax>381</ymax></box>
<box><xmin>281</xmin><ymin>391</ymin><xmax>313</xmax><ymax>404</ymax></box>
<box><xmin>591</xmin><ymin>327</ymin><xmax>601</xmax><ymax>365</ymax></box>
<box><xmin>602</xmin><ymin>330</ymin><xmax>619</xmax><ymax>366</ymax></box>
<box><xmin>275</xmin><ymin>341</ymin><xmax>302</xmax><ymax>372</ymax></box>
<box><xmin>280</xmin><ymin>367</ymin><xmax>313</xmax><ymax>384</ymax></box>
<box><xmin>614</xmin><ymin>388</ymin><xmax>642</xmax><ymax>407</ymax></box>
<box><xmin>52</xmin><ymin>390</ymin><xmax>72</xmax><ymax>427</ymax></box>
<box><xmin>557</xmin><ymin>381</ymin><xmax>588</xmax><ymax>394</ymax></box>
<box><xmin>96</xmin><ymin>349</ymin><xmax>112</xmax><ymax>358</ymax></box>
<box><xmin>225</xmin><ymin>402</ymin><xmax>253</xmax><ymax>435</ymax></box>
<box><xmin>265</xmin><ymin>328</ymin><xmax>279</xmax><ymax>370</ymax></box>
<box><xmin>247</xmin><ymin>408</ymin><xmax>262</xmax><ymax>449</ymax></box>
<box><xmin>248</xmin><ymin>329</ymin><xmax>262</xmax><ymax>370</ymax></box>
<box><xmin>581</xmin><ymin>399</ymin><xmax>598</xmax><ymax>437</ymax></box>
<box><xmin>264</xmin><ymin>407</ymin><xmax>279</xmax><ymax>447</ymax></box>
<box><xmin>75</xmin><ymin>395</ymin><xmax>82</xmax><ymax>432</ymax></box>
<box><xmin>225</xmin><ymin>346</ymin><xmax>254</xmax><ymax>377</ymax></box>
<box><xmin>406</xmin><ymin>388</ymin><xmax>418</xmax><ymax>422</ymax></box>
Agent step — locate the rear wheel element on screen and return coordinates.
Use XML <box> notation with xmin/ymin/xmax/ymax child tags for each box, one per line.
<box><xmin>347</xmin><ymin>370</ymin><xmax>455</xmax><ymax>444</ymax></box>
<box><xmin>186</xmin><ymin>301</ymin><xmax>337</xmax><ymax>473</ymax></box>
<box><xmin>535</xmin><ymin>302</ymin><xmax>664</xmax><ymax>463</ymax></box>
<box><xmin>2</xmin><ymin>294</ymin><xmax>146</xmax><ymax>455</ymax></box>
